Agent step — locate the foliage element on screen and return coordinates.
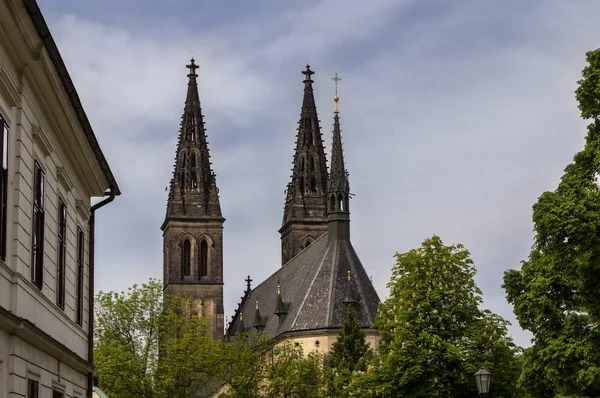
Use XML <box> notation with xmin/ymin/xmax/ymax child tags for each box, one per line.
<box><xmin>94</xmin><ymin>278</ymin><xmax>221</xmax><ymax>398</ymax></box>
<box><xmin>354</xmin><ymin>236</ymin><xmax>520</xmax><ymax>397</ymax></box>
<box><xmin>218</xmin><ymin>333</ymin><xmax>322</xmax><ymax>398</ymax></box>
<box><xmin>503</xmin><ymin>48</ymin><xmax>600</xmax><ymax>397</ymax></box>
<box><xmin>325</xmin><ymin>305</ymin><xmax>373</xmax><ymax>396</ymax></box>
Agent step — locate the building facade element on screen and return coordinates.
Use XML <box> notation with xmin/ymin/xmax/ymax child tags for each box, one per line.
<box><xmin>162</xmin><ymin>60</ymin><xmax>225</xmax><ymax>340</ymax></box>
<box><xmin>227</xmin><ymin>67</ymin><xmax>380</xmax><ymax>358</ymax></box>
<box><xmin>0</xmin><ymin>1</ymin><xmax>119</xmax><ymax>397</ymax></box>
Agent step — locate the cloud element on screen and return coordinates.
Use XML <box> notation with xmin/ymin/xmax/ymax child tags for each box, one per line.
<box><xmin>40</xmin><ymin>0</ymin><xmax>600</xmax><ymax>348</ymax></box>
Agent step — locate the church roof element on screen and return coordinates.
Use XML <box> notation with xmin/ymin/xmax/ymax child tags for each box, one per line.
<box><xmin>227</xmin><ymin>232</ymin><xmax>380</xmax><ymax>338</ymax></box>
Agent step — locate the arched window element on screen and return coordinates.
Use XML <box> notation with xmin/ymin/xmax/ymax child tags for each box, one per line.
<box><xmin>199</xmin><ymin>239</ymin><xmax>208</xmax><ymax>277</ymax></box>
<box><xmin>338</xmin><ymin>194</ymin><xmax>344</xmax><ymax>211</ymax></box>
<box><xmin>191</xmin><ymin>171</ymin><xmax>198</xmax><ymax>189</ymax></box>
<box><xmin>182</xmin><ymin>240</ymin><xmax>191</xmax><ymax>277</ymax></box>
<box><xmin>191</xmin><ymin>153</ymin><xmax>197</xmax><ymax>168</ymax></box>
<box><xmin>190</xmin><ymin>114</ymin><xmax>196</xmax><ymax>141</ymax></box>
<box><xmin>330</xmin><ymin>195</ymin><xmax>336</xmax><ymax>211</ymax></box>
<box><xmin>310</xmin><ymin>176</ymin><xmax>317</xmax><ymax>192</ymax></box>
<box><xmin>299</xmin><ymin>156</ymin><xmax>305</xmax><ymax>172</ymax></box>
<box><xmin>304</xmin><ymin>240</ymin><xmax>312</xmax><ymax>249</ymax></box>
<box><xmin>300</xmin><ymin>176</ymin><xmax>305</xmax><ymax>193</ymax></box>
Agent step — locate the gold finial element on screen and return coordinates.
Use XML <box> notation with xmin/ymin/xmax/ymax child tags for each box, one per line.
<box><xmin>240</xmin><ymin>312</ymin><xmax>243</xmax><ymax>321</ymax></box>
<box><xmin>332</xmin><ymin>73</ymin><xmax>341</xmax><ymax>114</ymax></box>
<box><xmin>277</xmin><ymin>284</ymin><xmax>281</xmax><ymax>295</ymax></box>
<box><xmin>255</xmin><ymin>299</ymin><xmax>259</xmax><ymax>310</ymax></box>
<box><xmin>347</xmin><ymin>270</ymin><xmax>351</xmax><ymax>281</ymax></box>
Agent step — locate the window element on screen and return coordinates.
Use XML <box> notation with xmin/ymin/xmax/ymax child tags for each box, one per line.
<box><xmin>31</xmin><ymin>161</ymin><xmax>45</xmax><ymax>290</ymax></box>
<box><xmin>56</xmin><ymin>199</ymin><xmax>67</xmax><ymax>309</ymax></box>
<box><xmin>53</xmin><ymin>391</ymin><xmax>64</xmax><ymax>398</ymax></box>
<box><xmin>182</xmin><ymin>239</ymin><xmax>191</xmax><ymax>277</ymax></box>
<box><xmin>199</xmin><ymin>239</ymin><xmax>208</xmax><ymax>277</ymax></box>
<box><xmin>28</xmin><ymin>379</ymin><xmax>39</xmax><ymax>398</ymax></box>
<box><xmin>76</xmin><ymin>228</ymin><xmax>85</xmax><ymax>325</ymax></box>
<box><xmin>0</xmin><ymin>114</ymin><xmax>8</xmax><ymax>261</ymax></box>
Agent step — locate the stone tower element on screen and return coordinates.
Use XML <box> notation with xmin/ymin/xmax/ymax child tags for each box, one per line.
<box><xmin>279</xmin><ymin>65</ymin><xmax>329</xmax><ymax>265</ymax></box>
<box><xmin>161</xmin><ymin>59</ymin><xmax>224</xmax><ymax>339</ymax></box>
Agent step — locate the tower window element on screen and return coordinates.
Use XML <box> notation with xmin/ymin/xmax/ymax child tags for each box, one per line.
<box><xmin>32</xmin><ymin>161</ymin><xmax>45</xmax><ymax>290</ymax></box>
<box><xmin>330</xmin><ymin>195</ymin><xmax>336</xmax><ymax>212</ymax></box>
<box><xmin>191</xmin><ymin>171</ymin><xmax>198</xmax><ymax>189</ymax></box>
<box><xmin>338</xmin><ymin>194</ymin><xmax>344</xmax><ymax>211</ymax></box>
<box><xmin>182</xmin><ymin>239</ymin><xmax>191</xmax><ymax>277</ymax></box>
<box><xmin>191</xmin><ymin>153</ymin><xmax>197</xmax><ymax>167</ymax></box>
<box><xmin>76</xmin><ymin>228</ymin><xmax>85</xmax><ymax>326</ymax></box>
<box><xmin>310</xmin><ymin>176</ymin><xmax>316</xmax><ymax>192</ymax></box>
<box><xmin>0</xmin><ymin>114</ymin><xmax>8</xmax><ymax>261</ymax></box>
<box><xmin>56</xmin><ymin>199</ymin><xmax>67</xmax><ymax>310</ymax></box>
<box><xmin>199</xmin><ymin>239</ymin><xmax>208</xmax><ymax>277</ymax></box>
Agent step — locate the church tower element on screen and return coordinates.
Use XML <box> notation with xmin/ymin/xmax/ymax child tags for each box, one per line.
<box><xmin>162</xmin><ymin>59</ymin><xmax>224</xmax><ymax>339</ymax></box>
<box><xmin>279</xmin><ymin>65</ymin><xmax>329</xmax><ymax>265</ymax></box>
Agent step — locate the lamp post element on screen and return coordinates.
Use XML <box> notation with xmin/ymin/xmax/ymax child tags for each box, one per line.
<box><xmin>474</xmin><ymin>368</ymin><xmax>492</xmax><ymax>397</ymax></box>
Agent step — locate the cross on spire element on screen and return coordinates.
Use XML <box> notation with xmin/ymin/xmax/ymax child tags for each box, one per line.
<box><xmin>245</xmin><ymin>275</ymin><xmax>252</xmax><ymax>292</ymax></box>
<box><xmin>187</xmin><ymin>58</ymin><xmax>199</xmax><ymax>76</ymax></box>
<box><xmin>302</xmin><ymin>64</ymin><xmax>314</xmax><ymax>82</ymax></box>
<box><xmin>332</xmin><ymin>73</ymin><xmax>341</xmax><ymax>95</ymax></box>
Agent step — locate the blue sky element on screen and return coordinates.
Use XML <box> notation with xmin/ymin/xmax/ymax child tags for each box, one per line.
<box><xmin>38</xmin><ymin>0</ymin><xmax>600</xmax><ymax>347</ymax></box>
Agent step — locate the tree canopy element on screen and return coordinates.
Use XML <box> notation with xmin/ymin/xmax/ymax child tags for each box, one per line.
<box><xmin>503</xmin><ymin>48</ymin><xmax>600</xmax><ymax>397</ymax></box>
<box><xmin>354</xmin><ymin>236</ymin><xmax>520</xmax><ymax>397</ymax></box>
<box><xmin>325</xmin><ymin>305</ymin><xmax>373</xmax><ymax>396</ymax></box>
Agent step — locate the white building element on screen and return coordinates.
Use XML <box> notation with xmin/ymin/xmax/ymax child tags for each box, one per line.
<box><xmin>0</xmin><ymin>1</ymin><xmax>120</xmax><ymax>397</ymax></box>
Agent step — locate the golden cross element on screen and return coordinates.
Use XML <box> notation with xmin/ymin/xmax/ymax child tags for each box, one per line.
<box><xmin>332</xmin><ymin>73</ymin><xmax>341</xmax><ymax>94</ymax></box>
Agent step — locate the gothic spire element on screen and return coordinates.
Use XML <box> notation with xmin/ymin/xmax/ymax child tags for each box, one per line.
<box><xmin>279</xmin><ymin>65</ymin><xmax>329</xmax><ymax>264</ymax></box>
<box><xmin>327</xmin><ymin>75</ymin><xmax>351</xmax><ymax>241</ymax></box>
<box><xmin>164</xmin><ymin>59</ymin><xmax>222</xmax><ymax>221</ymax></box>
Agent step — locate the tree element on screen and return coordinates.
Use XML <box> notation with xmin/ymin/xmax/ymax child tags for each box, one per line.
<box><xmin>218</xmin><ymin>333</ymin><xmax>323</xmax><ymax>398</ymax></box>
<box><xmin>94</xmin><ymin>278</ymin><xmax>221</xmax><ymax>398</ymax></box>
<box><xmin>503</xmin><ymin>48</ymin><xmax>600</xmax><ymax>397</ymax></box>
<box><xmin>325</xmin><ymin>305</ymin><xmax>373</xmax><ymax>396</ymax></box>
<box><xmin>355</xmin><ymin>236</ymin><xmax>520</xmax><ymax>397</ymax></box>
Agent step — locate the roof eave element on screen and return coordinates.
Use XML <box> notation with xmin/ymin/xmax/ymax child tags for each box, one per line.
<box><xmin>22</xmin><ymin>0</ymin><xmax>121</xmax><ymax>196</ymax></box>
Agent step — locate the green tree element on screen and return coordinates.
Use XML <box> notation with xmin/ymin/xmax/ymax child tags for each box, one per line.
<box><xmin>503</xmin><ymin>48</ymin><xmax>600</xmax><ymax>397</ymax></box>
<box><xmin>325</xmin><ymin>305</ymin><xmax>373</xmax><ymax>396</ymax></box>
<box><xmin>355</xmin><ymin>236</ymin><xmax>520</xmax><ymax>397</ymax></box>
<box><xmin>218</xmin><ymin>333</ymin><xmax>323</xmax><ymax>398</ymax></box>
<box><xmin>94</xmin><ymin>278</ymin><xmax>221</xmax><ymax>398</ymax></box>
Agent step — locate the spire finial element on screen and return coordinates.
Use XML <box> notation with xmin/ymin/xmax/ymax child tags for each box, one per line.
<box><xmin>332</xmin><ymin>73</ymin><xmax>341</xmax><ymax>114</ymax></box>
<box><xmin>302</xmin><ymin>64</ymin><xmax>314</xmax><ymax>83</ymax></box>
<box><xmin>187</xmin><ymin>58</ymin><xmax>199</xmax><ymax>76</ymax></box>
<box><xmin>245</xmin><ymin>275</ymin><xmax>252</xmax><ymax>292</ymax></box>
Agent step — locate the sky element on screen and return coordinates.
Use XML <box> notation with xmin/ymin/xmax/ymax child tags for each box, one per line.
<box><xmin>37</xmin><ymin>0</ymin><xmax>600</xmax><ymax>348</ymax></box>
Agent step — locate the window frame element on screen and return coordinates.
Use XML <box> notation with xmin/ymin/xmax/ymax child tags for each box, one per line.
<box><xmin>0</xmin><ymin>114</ymin><xmax>8</xmax><ymax>261</ymax></box>
<box><xmin>76</xmin><ymin>227</ymin><xmax>85</xmax><ymax>325</ymax></box>
<box><xmin>28</xmin><ymin>379</ymin><xmax>39</xmax><ymax>398</ymax></box>
<box><xmin>56</xmin><ymin>199</ymin><xmax>67</xmax><ymax>309</ymax></box>
<box><xmin>31</xmin><ymin>160</ymin><xmax>45</xmax><ymax>290</ymax></box>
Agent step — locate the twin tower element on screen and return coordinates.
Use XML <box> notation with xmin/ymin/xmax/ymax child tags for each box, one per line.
<box><xmin>161</xmin><ymin>61</ymin><xmax>355</xmax><ymax>339</ymax></box>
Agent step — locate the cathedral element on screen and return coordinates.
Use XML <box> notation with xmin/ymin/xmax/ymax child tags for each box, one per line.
<box><xmin>162</xmin><ymin>60</ymin><xmax>380</xmax><ymax>352</ymax></box>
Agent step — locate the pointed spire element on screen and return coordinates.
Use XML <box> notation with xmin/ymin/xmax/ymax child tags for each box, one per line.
<box><xmin>254</xmin><ymin>298</ymin><xmax>266</xmax><ymax>331</ymax></box>
<box><xmin>344</xmin><ymin>270</ymin><xmax>358</xmax><ymax>306</ymax></box>
<box><xmin>280</xmin><ymin>65</ymin><xmax>329</xmax><ymax>264</ymax></box>
<box><xmin>327</xmin><ymin>74</ymin><xmax>351</xmax><ymax>241</ymax></box>
<box><xmin>164</xmin><ymin>59</ymin><xmax>223</xmax><ymax>222</ymax></box>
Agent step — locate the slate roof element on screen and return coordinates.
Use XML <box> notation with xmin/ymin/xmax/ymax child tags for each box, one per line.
<box><xmin>226</xmin><ymin>232</ymin><xmax>380</xmax><ymax>338</ymax></box>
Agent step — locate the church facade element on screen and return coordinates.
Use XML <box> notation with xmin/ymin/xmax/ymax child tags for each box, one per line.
<box><xmin>162</xmin><ymin>62</ymin><xmax>380</xmax><ymax>355</ymax></box>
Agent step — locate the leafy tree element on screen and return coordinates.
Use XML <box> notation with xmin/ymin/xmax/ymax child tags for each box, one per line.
<box><xmin>355</xmin><ymin>236</ymin><xmax>520</xmax><ymax>397</ymax></box>
<box><xmin>325</xmin><ymin>305</ymin><xmax>373</xmax><ymax>396</ymax></box>
<box><xmin>94</xmin><ymin>278</ymin><xmax>221</xmax><ymax>398</ymax></box>
<box><xmin>503</xmin><ymin>48</ymin><xmax>600</xmax><ymax>397</ymax></box>
<box><xmin>218</xmin><ymin>333</ymin><xmax>323</xmax><ymax>398</ymax></box>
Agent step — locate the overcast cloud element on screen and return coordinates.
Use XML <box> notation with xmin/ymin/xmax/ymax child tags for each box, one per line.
<box><xmin>38</xmin><ymin>0</ymin><xmax>600</xmax><ymax>348</ymax></box>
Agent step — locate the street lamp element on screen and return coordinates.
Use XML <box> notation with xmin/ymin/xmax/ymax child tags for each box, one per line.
<box><xmin>474</xmin><ymin>368</ymin><xmax>492</xmax><ymax>397</ymax></box>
